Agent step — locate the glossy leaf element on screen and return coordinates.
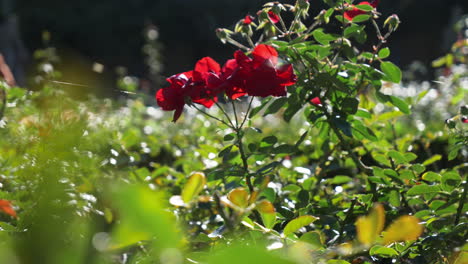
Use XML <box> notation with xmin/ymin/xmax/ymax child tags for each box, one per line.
<box><xmin>283</xmin><ymin>215</ymin><xmax>318</xmax><ymax>237</ymax></box>
<box><xmin>381</xmin><ymin>61</ymin><xmax>402</xmax><ymax>83</ymax></box>
<box><xmin>355</xmin><ymin>203</ymin><xmax>385</xmax><ymax>246</ymax></box>
<box><xmin>227</xmin><ymin>188</ymin><xmax>250</xmax><ymax>209</ymax></box>
<box><xmin>182</xmin><ymin>172</ymin><xmax>207</xmax><ymax>203</ymax></box>
<box><xmin>382</xmin><ymin>215</ymin><xmax>423</xmax><ymax>245</ymax></box>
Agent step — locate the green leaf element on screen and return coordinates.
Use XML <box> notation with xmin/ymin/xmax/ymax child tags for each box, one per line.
<box><xmin>380</xmin><ymin>61</ymin><xmax>402</xmax><ymax>83</ymax></box>
<box><xmin>272</xmin><ymin>144</ymin><xmax>297</xmax><ymax>154</ymax></box>
<box><xmin>404</xmin><ymin>153</ymin><xmax>418</xmax><ymax>162</ymax></box>
<box><xmin>407</xmin><ymin>184</ymin><xmax>440</xmax><ymax>196</ymax></box>
<box><xmin>388</xmin><ymin>95</ymin><xmax>411</xmax><ymax>114</ymax></box>
<box><xmin>422</xmin><ymin>172</ymin><xmax>441</xmax><ymax>182</ymax></box>
<box><xmin>264</xmin><ymin>97</ymin><xmax>288</xmax><ymax>116</ymax></box>
<box><xmin>370</xmin><ymin>245</ymin><xmax>399</xmax><ymax>257</ymax></box>
<box><xmin>422</xmin><ymin>155</ymin><xmax>442</xmax><ymax>166</ymax></box>
<box><xmin>342</xmin><ymin>98</ymin><xmax>359</xmax><ymax>114</ymax></box>
<box><xmin>300</xmin><ymin>231</ymin><xmax>324</xmax><ymax>248</ymax></box>
<box><xmin>354</xmin><ymin>4</ymin><xmax>374</xmax><ymax>11</ymax></box>
<box><xmin>441</xmin><ymin>172</ymin><xmax>461</xmax><ymax>192</ymax></box>
<box><xmin>182</xmin><ymin>172</ymin><xmax>207</xmax><ymax>203</ymax></box>
<box><xmin>331</xmin><ymin>175</ymin><xmax>352</xmax><ymax>184</ymax></box>
<box><xmin>249</xmin><ymin>98</ymin><xmax>272</xmax><ymax>118</ymax></box>
<box><xmin>388</xmin><ymin>150</ymin><xmax>407</xmax><ymax>165</ymax></box>
<box><xmin>352</xmin><ymin>14</ymin><xmax>371</xmax><ymax>23</ymax></box>
<box><xmin>376</xmin><ymin>92</ymin><xmax>411</xmax><ymax>114</ymax></box>
<box><xmin>283</xmin><ymin>215</ymin><xmax>318</xmax><ymax>237</ymax></box>
<box><xmin>388</xmin><ymin>190</ymin><xmax>401</xmax><ymax>207</ymax></box>
<box><xmin>351</xmin><ymin>120</ymin><xmax>378</xmax><ymax>141</ymax></box>
<box><xmin>312</xmin><ymin>29</ymin><xmax>337</xmax><ymax>45</ymax></box>
<box><xmin>378</xmin><ymin>48</ymin><xmax>390</xmax><ymax>59</ymax></box>
<box><xmin>356</xmin><ymin>109</ymin><xmax>372</xmax><ymax>119</ymax></box>
<box><xmin>111</xmin><ymin>185</ymin><xmax>181</xmax><ymax>249</ymax></box>
<box><xmin>223</xmin><ymin>133</ymin><xmax>235</xmax><ymax>141</ymax></box>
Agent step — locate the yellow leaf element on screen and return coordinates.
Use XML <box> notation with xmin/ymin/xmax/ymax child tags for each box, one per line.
<box><xmin>181</xmin><ymin>172</ymin><xmax>207</xmax><ymax>204</ymax></box>
<box><xmin>355</xmin><ymin>203</ymin><xmax>385</xmax><ymax>246</ymax></box>
<box><xmin>256</xmin><ymin>200</ymin><xmax>276</xmax><ymax>229</ymax></box>
<box><xmin>256</xmin><ymin>200</ymin><xmax>275</xmax><ymax>214</ymax></box>
<box><xmin>227</xmin><ymin>188</ymin><xmax>250</xmax><ymax>208</ymax></box>
<box><xmin>382</xmin><ymin>215</ymin><xmax>423</xmax><ymax>245</ymax></box>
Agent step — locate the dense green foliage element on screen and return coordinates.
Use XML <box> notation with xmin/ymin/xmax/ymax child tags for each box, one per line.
<box><xmin>0</xmin><ymin>0</ymin><xmax>467</xmax><ymax>263</ymax></box>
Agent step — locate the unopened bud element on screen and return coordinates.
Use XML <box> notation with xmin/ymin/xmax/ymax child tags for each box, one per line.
<box><xmin>216</xmin><ymin>28</ymin><xmax>231</xmax><ymax>44</ymax></box>
<box><xmin>314</xmin><ymin>9</ymin><xmax>329</xmax><ymax>24</ymax></box>
<box><xmin>384</xmin><ymin>14</ymin><xmax>400</xmax><ymax>32</ymax></box>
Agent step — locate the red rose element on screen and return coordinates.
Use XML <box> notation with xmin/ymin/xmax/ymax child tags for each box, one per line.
<box><xmin>219</xmin><ymin>59</ymin><xmax>247</xmax><ymax>100</ymax></box>
<box><xmin>267</xmin><ymin>11</ymin><xmax>280</xmax><ymax>24</ymax></box>
<box><xmin>243</xmin><ymin>15</ymin><xmax>254</xmax><ymax>25</ymax></box>
<box><xmin>156</xmin><ymin>72</ymin><xmax>192</xmax><ymax>122</ymax></box>
<box><xmin>310</xmin><ymin>97</ymin><xmax>323</xmax><ymax>106</ymax></box>
<box><xmin>344</xmin><ymin>0</ymin><xmax>379</xmax><ymax>21</ymax></box>
<box><xmin>189</xmin><ymin>57</ymin><xmax>221</xmax><ymax>108</ymax></box>
<box><xmin>156</xmin><ymin>57</ymin><xmax>222</xmax><ymax>122</ymax></box>
<box><xmin>230</xmin><ymin>44</ymin><xmax>296</xmax><ymax>97</ymax></box>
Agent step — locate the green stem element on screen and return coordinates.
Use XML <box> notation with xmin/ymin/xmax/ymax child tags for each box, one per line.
<box><xmin>0</xmin><ymin>84</ymin><xmax>6</xmax><ymax>121</ymax></box>
<box><xmin>231</xmin><ymin>100</ymin><xmax>239</xmax><ymax>129</ymax></box>
<box><xmin>192</xmin><ymin>104</ymin><xmax>232</xmax><ymax>128</ymax></box>
<box><xmin>239</xmin><ymin>97</ymin><xmax>254</xmax><ymax>129</ymax></box>
<box><xmin>455</xmin><ymin>177</ymin><xmax>468</xmax><ymax>225</ymax></box>
<box><xmin>215</xmin><ymin>101</ymin><xmax>236</xmax><ymax>128</ymax></box>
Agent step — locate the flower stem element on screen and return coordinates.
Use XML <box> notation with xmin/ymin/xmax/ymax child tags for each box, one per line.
<box><xmin>192</xmin><ymin>104</ymin><xmax>232</xmax><ymax>128</ymax></box>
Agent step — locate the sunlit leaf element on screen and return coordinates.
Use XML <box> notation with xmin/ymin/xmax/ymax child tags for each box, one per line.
<box><xmin>182</xmin><ymin>172</ymin><xmax>207</xmax><ymax>204</ymax></box>
<box><xmin>407</xmin><ymin>184</ymin><xmax>440</xmax><ymax>196</ymax></box>
<box><xmin>227</xmin><ymin>188</ymin><xmax>250</xmax><ymax>209</ymax></box>
<box><xmin>300</xmin><ymin>231</ymin><xmax>325</xmax><ymax>248</ymax></box>
<box><xmin>369</xmin><ymin>245</ymin><xmax>398</xmax><ymax>257</ymax></box>
<box><xmin>257</xmin><ymin>200</ymin><xmax>276</xmax><ymax>229</ymax></box>
<box><xmin>283</xmin><ymin>215</ymin><xmax>318</xmax><ymax>237</ymax></box>
<box><xmin>355</xmin><ymin>203</ymin><xmax>385</xmax><ymax>246</ymax></box>
<box><xmin>381</xmin><ymin>61</ymin><xmax>402</xmax><ymax>83</ymax></box>
<box><xmin>382</xmin><ymin>215</ymin><xmax>423</xmax><ymax>245</ymax></box>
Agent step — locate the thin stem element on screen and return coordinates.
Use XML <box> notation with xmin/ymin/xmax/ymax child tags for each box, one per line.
<box><xmin>235</xmin><ymin>128</ymin><xmax>253</xmax><ymax>193</ymax></box>
<box><xmin>231</xmin><ymin>100</ymin><xmax>239</xmax><ymax>129</ymax></box>
<box><xmin>455</xmin><ymin>177</ymin><xmax>468</xmax><ymax>225</ymax></box>
<box><xmin>192</xmin><ymin>104</ymin><xmax>232</xmax><ymax>128</ymax></box>
<box><xmin>338</xmin><ymin>199</ymin><xmax>357</xmax><ymax>243</ymax></box>
<box><xmin>215</xmin><ymin>101</ymin><xmax>236</xmax><ymax>128</ymax></box>
<box><xmin>0</xmin><ymin>84</ymin><xmax>6</xmax><ymax>121</ymax></box>
<box><xmin>320</xmin><ymin>105</ymin><xmax>373</xmax><ymax>175</ymax></box>
<box><xmin>239</xmin><ymin>97</ymin><xmax>254</xmax><ymax>129</ymax></box>
<box><xmin>369</xmin><ymin>19</ymin><xmax>393</xmax><ymax>63</ymax></box>
<box><xmin>226</xmin><ymin>37</ymin><xmax>250</xmax><ymax>51</ymax></box>
<box><xmin>246</xmin><ymin>36</ymin><xmax>256</xmax><ymax>49</ymax></box>
<box><xmin>305</xmin><ymin>20</ymin><xmax>320</xmax><ymax>35</ymax></box>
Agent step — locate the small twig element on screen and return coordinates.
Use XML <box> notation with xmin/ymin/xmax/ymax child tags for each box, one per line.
<box><xmin>192</xmin><ymin>104</ymin><xmax>232</xmax><ymax>128</ymax></box>
<box><xmin>338</xmin><ymin>199</ymin><xmax>357</xmax><ymax>243</ymax></box>
<box><xmin>214</xmin><ymin>192</ymin><xmax>234</xmax><ymax>231</ymax></box>
<box><xmin>226</xmin><ymin>37</ymin><xmax>250</xmax><ymax>51</ymax></box>
<box><xmin>215</xmin><ymin>101</ymin><xmax>236</xmax><ymax>128</ymax></box>
<box><xmin>239</xmin><ymin>97</ymin><xmax>254</xmax><ymax>129</ymax></box>
<box><xmin>231</xmin><ymin>100</ymin><xmax>239</xmax><ymax>129</ymax></box>
<box><xmin>0</xmin><ymin>84</ymin><xmax>6</xmax><ymax>121</ymax></box>
<box><xmin>455</xmin><ymin>177</ymin><xmax>468</xmax><ymax>225</ymax></box>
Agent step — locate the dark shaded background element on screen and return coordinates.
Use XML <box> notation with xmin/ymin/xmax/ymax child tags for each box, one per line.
<box><xmin>15</xmin><ymin>0</ymin><xmax>468</xmax><ymax>91</ymax></box>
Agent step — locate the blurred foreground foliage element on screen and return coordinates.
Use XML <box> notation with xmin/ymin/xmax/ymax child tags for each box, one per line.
<box><xmin>0</xmin><ymin>1</ymin><xmax>467</xmax><ymax>264</ymax></box>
